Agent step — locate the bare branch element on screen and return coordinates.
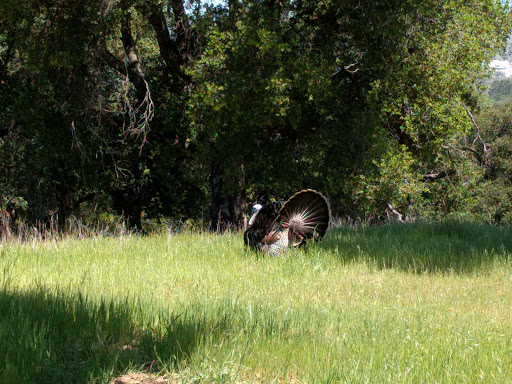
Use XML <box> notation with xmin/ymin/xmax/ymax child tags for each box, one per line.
<box><xmin>139</xmin><ymin>1</ymin><xmax>200</xmax><ymax>82</ymax></box>
<box><xmin>92</xmin><ymin>1</ymin><xmax>154</xmax><ymax>153</ymax></box>
<box><xmin>386</xmin><ymin>202</ymin><xmax>405</xmax><ymax>223</ymax></box>
<box><xmin>344</xmin><ymin>63</ymin><xmax>360</xmax><ymax>74</ymax></box>
<box><xmin>118</xmin><ymin>74</ymin><xmax>154</xmax><ymax>154</ymax></box>
<box><xmin>98</xmin><ymin>45</ymin><xmax>128</xmax><ymax>77</ymax></box>
<box><xmin>120</xmin><ymin>3</ymin><xmax>148</xmax><ymax>104</ymax></box>
<box><xmin>423</xmin><ymin>169</ymin><xmax>456</xmax><ymax>181</ymax></box>
<box><xmin>143</xmin><ymin>5</ymin><xmax>183</xmax><ymax>74</ymax></box>
<box><xmin>461</xmin><ymin>103</ymin><xmax>489</xmax><ymax>163</ymax></box>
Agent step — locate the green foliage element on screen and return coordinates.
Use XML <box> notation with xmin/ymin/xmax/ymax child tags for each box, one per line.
<box><xmin>356</xmin><ymin>144</ymin><xmax>425</xmax><ymax>221</ymax></box>
<box><xmin>0</xmin><ymin>0</ymin><xmax>205</xmax><ymax>227</ymax></box>
<box><xmin>187</xmin><ymin>0</ymin><xmax>512</xmax><ymax>221</ymax></box>
<box><xmin>487</xmin><ymin>78</ymin><xmax>512</xmax><ymax>104</ymax></box>
<box><xmin>1</xmin><ymin>0</ymin><xmax>511</xmax><ymax>226</ymax></box>
<box><xmin>187</xmin><ymin>2</ymin><xmax>323</xmax><ymax>198</ymax></box>
<box><xmin>464</xmin><ymin>102</ymin><xmax>512</xmax><ymax>225</ymax></box>
<box><xmin>357</xmin><ymin>0</ymin><xmax>511</xmax><ymax>220</ymax></box>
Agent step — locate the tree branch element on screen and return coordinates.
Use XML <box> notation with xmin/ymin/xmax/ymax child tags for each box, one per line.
<box><xmin>386</xmin><ymin>202</ymin><xmax>405</xmax><ymax>223</ymax></box>
<box><xmin>102</xmin><ymin>1</ymin><xmax>154</xmax><ymax>151</ymax></box>
<box><xmin>98</xmin><ymin>45</ymin><xmax>128</xmax><ymax>77</ymax></box>
<box><xmin>461</xmin><ymin>102</ymin><xmax>490</xmax><ymax>166</ymax></box>
<box><xmin>143</xmin><ymin>5</ymin><xmax>183</xmax><ymax>74</ymax></box>
<box><xmin>120</xmin><ymin>1</ymin><xmax>148</xmax><ymax>104</ymax></box>
<box><xmin>139</xmin><ymin>1</ymin><xmax>199</xmax><ymax>82</ymax></box>
<box><xmin>72</xmin><ymin>192</ymin><xmax>97</xmax><ymax>210</ymax></box>
<box><xmin>423</xmin><ymin>169</ymin><xmax>456</xmax><ymax>181</ymax></box>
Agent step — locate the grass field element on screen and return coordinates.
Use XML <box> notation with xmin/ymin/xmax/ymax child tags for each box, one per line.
<box><xmin>0</xmin><ymin>222</ymin><xmax>511</xmax><ymax>383</ymax></box>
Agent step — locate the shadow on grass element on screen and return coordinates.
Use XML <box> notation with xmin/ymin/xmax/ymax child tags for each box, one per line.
<box><xmin>0</xmin><ymin>287</ymin><xmax>209</xmax><ymax>384</ymax></box>
<box><xmin>318</xmin><ymin>221</ymin><xmax>512</xmax><ymax>274</ymax></box>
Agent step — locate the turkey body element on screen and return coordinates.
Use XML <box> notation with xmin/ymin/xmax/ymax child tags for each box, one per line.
<box><xmin>244</xmin><ymin>189</ymin><xmax>331</xmax><ymax>255</ymax></box>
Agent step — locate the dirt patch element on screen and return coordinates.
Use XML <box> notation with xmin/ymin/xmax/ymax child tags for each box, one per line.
<box><xmin>111</xmin><ymin>373</ymin><xmax>176</xmax><ymax>384</ymax></box>
<box><xmin>111</xmin><ymin>371</ymin><xmax>300</xmax><ymax>383</ymax></box>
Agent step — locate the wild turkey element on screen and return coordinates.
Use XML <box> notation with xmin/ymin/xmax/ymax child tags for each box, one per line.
<box><xmin>244</xmin><ymin>189</ymin><xmax>331</xmax><ymax>255</ymax></box>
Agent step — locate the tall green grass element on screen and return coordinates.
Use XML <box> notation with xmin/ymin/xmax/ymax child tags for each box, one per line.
<box><xmin>320</xmin><ymin>221</ymin><xmax>512</xmax><ymax>273</ymax></box>
<box><xmin>0</xmin><ymin>222</ymin><xmax>511</xmax><ymax>383</ymax></box>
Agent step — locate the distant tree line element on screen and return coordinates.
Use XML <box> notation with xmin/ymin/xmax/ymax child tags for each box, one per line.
<box><xmin>0</xmin><ymin>0</ymin><xmax>511</xmax><ymax>231</ymax></box>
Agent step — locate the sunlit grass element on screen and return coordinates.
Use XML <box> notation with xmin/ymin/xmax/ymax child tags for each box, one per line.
<box><xmin>1</xmin><ymin>222</ymin><xmax>512</xmax><ymax>383</ymax></box>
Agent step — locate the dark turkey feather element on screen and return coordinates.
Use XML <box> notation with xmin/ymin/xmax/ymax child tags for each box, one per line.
<box><xmin>244</xmin><ymin>189</ymin><xmax>331</xmax><ymax>254</ymax></box>
<box><xmin>244</xmin><ymin>201</ymin><xmax>282</xmax><ymax>249</ymax></box>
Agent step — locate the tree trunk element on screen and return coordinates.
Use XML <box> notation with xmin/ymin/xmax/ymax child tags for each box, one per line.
<box><xmin>231</xmin><ymin>164</ymin><xmax>247</xmax><ymax>230</ymax></box>
<box><xmin>209</xmin><ymin>154</ymin><xmax>223</xmax><ymax>231</ymax></box>
<box><xmin>57</xmin><ymin>191</ymin><xmax>73</xmax><ymax>228</ymax></box>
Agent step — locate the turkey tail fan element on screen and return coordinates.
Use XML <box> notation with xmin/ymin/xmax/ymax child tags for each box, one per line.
<box><xmin>278</xmin><ymin>189</ymin><xmax>331</xmax><ymax>247</ymax></box>
<box><xmin>244</xmin><ymin>201</ymin><xmax>282</xmax><ymax>249</ymax></box>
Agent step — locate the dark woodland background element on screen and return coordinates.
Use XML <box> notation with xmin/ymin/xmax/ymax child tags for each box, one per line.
<box><xmin>1</xmin><ymin>0</ymin><xmax>512</xmax><ymax>232</ymax></box>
